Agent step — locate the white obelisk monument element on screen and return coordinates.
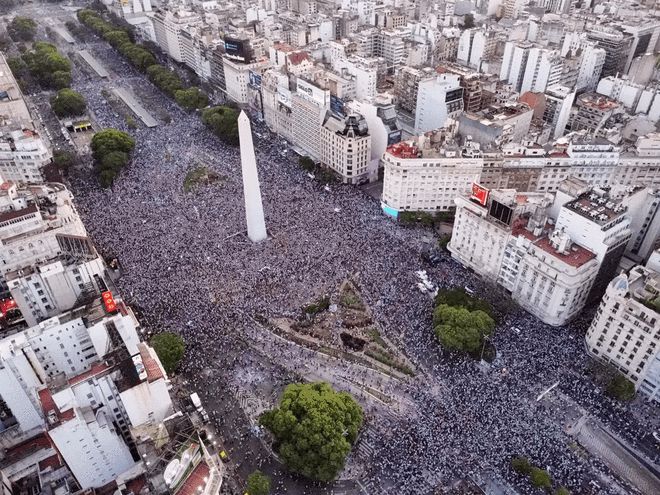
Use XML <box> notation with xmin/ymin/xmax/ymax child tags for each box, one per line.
<box><xmin>238</xmin><ymin>111</ymin><xmax>267</xmax><ymax>242</ymax></box>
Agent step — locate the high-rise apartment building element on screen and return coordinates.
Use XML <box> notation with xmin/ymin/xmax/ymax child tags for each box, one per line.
<box><xmin>0</xmin><ymin>54</ymin><xmax>51</xmax><ymax>184</ymax></box>
<box><xmin>585</xmin><ymin>263</ymin><xmax>660</xmax><ymax>403</ymax></box>
<box><xmin>149</xmin><ymin>9</ymin><xmax>202</xmax><ymax>63</ymax></box>
<box><xmin>587</xmin><ymin>27</ymin><xmax>633</xmax><ymax>78</ymax></box>
<box><xmin>0</xmin><ymin>183</ymin><xmax>86</xmax><ymax>277</ymax></box>
<box><xmin>414</xmin><ymin>74</ymin><xmax>463</xmax><ymax>133</ymax></box>
<box><xmin>520</xmin><ymin>48</ymin><xmax>563</xmax><ymax>94</ymax></box>
<box><xmin>542</xmin><ymin>85</ymin><xmax>576</xmax><ymax>140</ymax></box>
<box><xmin>291</xmin><ymin>78</ymin><xmax>330</xmax><ymax>160</ymax></box>
<box><xmin>500</xmin><ymin>41</ymin><xmax>534</xmax><ymax>92</ymax></box>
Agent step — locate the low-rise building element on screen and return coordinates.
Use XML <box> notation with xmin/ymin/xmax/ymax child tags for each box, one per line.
<box><xmin>381</xmin><ymin>126</ymin><xmax>482</xmax><ymax>217</ymax></box>
<box><xmin>320</xmin><ymin>113</ymin><xmax>372</xmax><ymax>184</ymax></box>
<box><xmin>449</xmin><ymin>187</ymin><xmax>600</xmax><ymax>325</ymax></box>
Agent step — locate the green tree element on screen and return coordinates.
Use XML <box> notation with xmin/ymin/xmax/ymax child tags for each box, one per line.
<box><xmin>98</xmin><ymin>168</ymin><xmax>117</xmax><ymax>188</ymax></box>
<box><xmin>51</xmin><ymin>71</ymin><xmax>72</xmax><ymax>89</ymax></box>
<box><xmin>91</xmin><ymin>128</ymin><xmax>135</xmax><ymax>162</ymax></box>
<box><xmin>529</xmin><ymin>467</ymin><xmax>552</xmax><ymax>489</ymax></box>
<box><xmin>259</xmin><ymin>382</ymin><xmax>363</xmax><ymax>481</ymax></box>
<box><xmin>100</xmin><ymin>151</ymin><xmax>129</xmax><ymax>172</ymax></box>
<box><xmin>22</xmin><ymin>42</ymin><xmax>72</xmax><ymax>89</ymax></box>
<box><xmin>151</xmin><ymin>332</ymin><xmax>185</xmax><ymax>374</ymax></box>
<box><xmin>299</xmin><ymin>156</ymin><xmax>315</xmax><ymax>172</ymax></box>
<box><xmin>201</xmin><ymin>106</ymin><xmax>240</xmax><ymax>145</ymax></box>
<box><xmin>50</xmin><ymin>88</ymin><xmax>87</xmax><ymax>117</ymax></box>
<box><xmin>434</xmin><ymin>288</ymin><xmax>493</xmax><ymax>316</ymax></box>
<box><xmin>52</xmin><ymin>150</ymin><xmax>76</xmax><ymax>174</ymax></box>
<box><xmin>606</xmin><ymin>373</ymin><xmax>635</xmax><ymax>401</ymax></box>
<box><xmin>437</xmin><ymin>235</ymin><xmax>450</xmax><ymax>251</ymax></box>
<box><xmin>104</xmin><ymin>30</ymin><xmax>131</xmax><ymax>48</ymax></box>
<box><xmin>174</xmin><ymin>87</ymin><xmax>209</xmax><ymax>110</ymax></box>
<box><xmin>433</xmin><ymin>304</ymin><xmax>495</xmax><ymax>354</ymax></box>
<box><xmin>146</xmin><ymin>64</ymin><xmax>184</xmax><ymax>95</ymax></box>
<box><xmin>8</xmin><ymin>17</ymin><xmax>37</xmax><ymax>42</ymax></box>
<box><xmin>246</xmin><ymin>470</ymin><xmax>270</xmax><ymax>495</ymax></box>
<box><xmin>555</xmin><ymin>487</ymin><xmax>571</xmax><ymax>495</ymax></box>
<box><xmin>510</xmin><ymin>456</ymin><xmax>531</xmax><ymax>475</ymax></box>
<box><xmin>7</xmin><ymin>56</ymin><xmax>28</xmax><ymax>79</ymax></box>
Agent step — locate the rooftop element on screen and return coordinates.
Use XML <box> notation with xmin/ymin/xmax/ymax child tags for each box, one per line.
<box><xmin>564</xmin><ymin>190</ymin><xmax>627</xmax><ymax>225</ymax></box>
<box><xmin>68</xmin><ymin>362</ymin><xmax>111</xmax><ymax>387</ymax></box>
<box><xmin>511</xmin><ymin>217</ymin><xmax>597</xmax><ymax>268</ymax></box>
<box><xmin>577</xmin><ymin>92</ymin><xmax>620</xmax><ymax>111</ymax></box>
<box><xmin>175</xmin><ymin>461</ymin><xmax>211</xmax><ymax>495</ymax></box>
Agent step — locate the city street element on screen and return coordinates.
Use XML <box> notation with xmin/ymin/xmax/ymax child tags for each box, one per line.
<box><xmin>4</xmin><ymin>5</ymin><xmax>660</xmax><ymax>494</ymax></box>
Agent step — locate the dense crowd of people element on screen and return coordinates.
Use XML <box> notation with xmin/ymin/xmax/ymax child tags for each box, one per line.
<box><xmin>64</xmin><ymin>36</ymin><xmax>658</xmax><ymax>495</ymax></box>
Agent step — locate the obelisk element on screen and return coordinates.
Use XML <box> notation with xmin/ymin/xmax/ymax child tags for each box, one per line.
<box><xmin>238</xmin><ymin>111</ymin><xmax>267</xmax><ymax>242</ymax></box>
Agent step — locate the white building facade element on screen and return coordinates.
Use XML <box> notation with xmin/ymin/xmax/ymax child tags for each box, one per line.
<box><xmin>585</xmin><ymin>265</ymin><xmax>660</xmax><ymax>402</ymax></box>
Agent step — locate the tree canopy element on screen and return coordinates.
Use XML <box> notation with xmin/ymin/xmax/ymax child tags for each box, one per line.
<box><xmin>150</xmin><ymin>332</ymin><xmax>185</xmax><ymax>374</ymax></box>
<box><xmin>246</xmin><ymin>470</ymin><xmax>270</xmax><ymax>495</ymax></box>
<box><xmin>529</xmin><ymin>467</ymin><xmax>552</xmax><ymax>489</ymax></box>
<box><xmin>146</xmin><ymin>65</ymin><xmax>184</xmax><ymax>96</ymax></box>
<box><xmin>50</xmin><ymin>88</ymin><xmax>86</xmax><ymax>117</ymax></box>
<box><xmin>201</xmin><ymin>106</ymin><xmax>240</xmax><ymax>145</ymax></box>
<box><xmin>606</xmin><ymin>373</ymin><xmax>635</xmax><ymax>401</ymax></box>
<box><xmin>433</xmin><ymin>304</ymin><xmax>495</xmax><ymax>354</ymax></box>
<box><xmin>90</xmin><ymin>129</ymin><xmax>135</xmax><ymax>186</ymax></box>
<box><xmin>8</xmin><ymin>17</ymin><xmax>37</xmax><ymax>42</ymax></box>
<box><xmin>259</xmin><ymin>382</ymin><xmax>363</xmax><ymax>481</ymax></box>
<box><xmin>435</xmin><ymin>288</ymin><xmax>493</xmax><ymax>316</ymax></box>
<box><xmin>175</xmin><ymin>87</ymin><xmax>209</xmax><ymax>110</ymax></box>
<box><xmin>22</xmin><ymin>42</ymin><xmax>72</xmax><ymax>89</ymax></box>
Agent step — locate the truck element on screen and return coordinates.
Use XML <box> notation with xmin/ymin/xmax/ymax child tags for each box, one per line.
<box><xmin>190</xmin><ymin>393</ymin><xmax>209</xmax><ymax>423</ymax></box>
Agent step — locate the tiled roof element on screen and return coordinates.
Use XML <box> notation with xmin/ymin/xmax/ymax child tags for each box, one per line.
<box><xmin>68</xmin><ymin>362</ymin><xmax>111</xmax><ymax>386</ymax></box>
<box><xmin>38</xmin><ymin>388</ymin><xmax>75</xmax><ymax>426</ymax></box>
<box><xmin>138</xmin><ymin>343</ymin><xmax>164</xmax><ymax>382</ymax></box>
<box><xmin>175</xmin><ymin>462</ymin><xmax>210</xmax><ymax>495</ymax></box>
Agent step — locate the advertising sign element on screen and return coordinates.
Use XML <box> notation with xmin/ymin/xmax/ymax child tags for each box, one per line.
<box><xmin>471</xmin><ymin>183</ymin><xmax>490</xmax><ymax>206</ymax></box>
<box><xmin>223</xmin><ymin>37</ymin><xmax>253</xmax><ymax>63</ymax></box>
<box><xmin>296</xmin><ymin>79</ymin><xmax>328</xmax><ymax>106</ymax></box>
<box><xmin>387</xmin><ymin>129</ymin><xmax>402</xmax><ymax>146</ymax></box>
<box><xmin>101</xmin><ymin>291</ymin><xmax>117</xmax><ymax>313</ymax></box>
<box><xmin>248</xmin><ymin>71</ymin><xmax>262</xmax><ymax>89</ymax></box>
<box><xmin>330</xmin><ymin>95</ymin><xmax>345</xmax><ymax>117</ymax></box>
<box><xmin>277</xmin><ymin>87</ymin><xmax>292</xmax><ymax>108</ymax></box>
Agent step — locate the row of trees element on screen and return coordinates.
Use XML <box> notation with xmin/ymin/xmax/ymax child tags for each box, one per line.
<box><xmin>76</xmin><ymin>10</ymin><xmax>208</xmax><ymax>111</ymax></box>
<box><xmin>75</xmin><ymin>10</ymin><xmax>239</xmax><ymax>145</ymax></box>
<box><xmin>3</xmin><ymin>21</ymin><xmax>87</xmax><ymax>117</ymax></box>
<box><xmin>398</xmin><ymin>210</ymin><xmax>455</xmax><ymax>227</ymax></box>
<box><xmin>433</xmin><ymin>288</ymin><xmax>495</xmax><ymax>356</ymax></box>
<box><xmin>511</xmin><ymin>456</ymin><xmax>570</xmax><ymax>494</ymax></box>
<box><xmin>90</xmin><ymin>129</ymin><xmax>135</xmax><ymax>187</ymax></box>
